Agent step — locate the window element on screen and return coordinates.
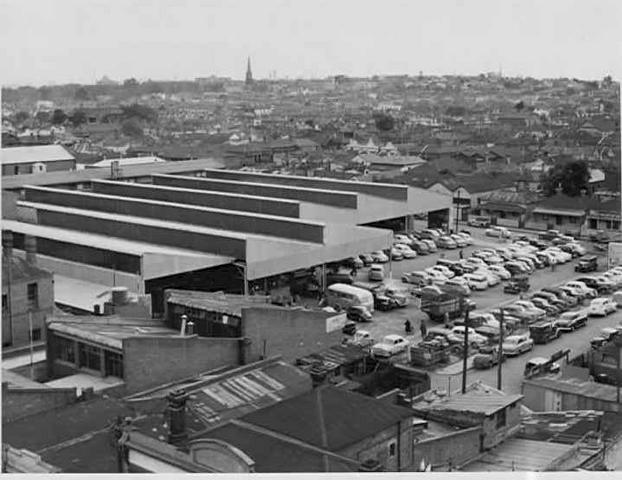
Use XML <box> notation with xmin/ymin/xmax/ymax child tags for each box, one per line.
<box><xmin>555</xmin><ymin>216</ymin><xmax>563</xmax><ymax>225</ymax></box>
<box><xmin>104</xmin><ymin>350</ymin><xmax>124</xmax><ymax>378</ymax></box>
<box><xmin>589</xmin><ymin>219</ymin><xmax>598</xmax><ymax>229</ymax></box>
<box><xmin>2</xmin><ymin>294</ymin><xmax>7</xmax><ymax>312</ymax></box>
<box><xmin>56</xmin><ymin>336</ymin><xmax>75</xmax><ymax>363</ymax></box>
<box><xmin>388</xmin><ymin>442</ymin><xmax>396</xmax><ymax>457</ymax></box>
<box><xmin>30</xmin><ymin>328</ymin><xmax>41</xmax><ymax>342</ymax></box>
<box><xmin>496</xmin><ymin>409</ymin><xmax>507</xmax><ymax>429</ymax></box>
<box><xmin>614</xmin><ymin>221</ymin><xmax>620</xmax><ymax>230</ymax></box>
<box><xmin>78</xmin><ymin>343</ymin><xmax>101</xmax><ymax>372</ymax></box>
<box><xmin>27</xmin><ymin>283</ymin><xmax>38</xmax><ymax>309</ymax></box>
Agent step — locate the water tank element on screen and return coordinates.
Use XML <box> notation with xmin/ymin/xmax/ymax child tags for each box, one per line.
<box><xmin>111</xmin><ymin>286</ymin><xmax>129</xmax><ymax>306</ymax></box>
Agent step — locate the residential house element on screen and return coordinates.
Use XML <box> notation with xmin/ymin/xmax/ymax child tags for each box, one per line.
<box><xmin>2</xmin><ymin>145</ymin><xmax>76</xmax><ymax>176</ymax></box>
<box><xmin>526</xmin><ymin>194</ymin><xmax>596</xmax><ymax>235</ymax></box>
<box><xmin>473</xmin><ymin>191</ymin><xmax>540</xmax><ymax>228</ymax></box>
<box><xmin>586</xmin><ymin>198</ymin><xmax>621</xmax><ymax>233</ymax></box>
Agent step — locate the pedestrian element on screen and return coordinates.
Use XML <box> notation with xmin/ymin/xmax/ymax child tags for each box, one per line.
<box><xmin>420</xmin><ymin>320</ymin><xmax>427</xmax><ymax>339</ymax></box>
<box><xmin>459</xmin><ymin>249</ymin><xmax>464</xmax><ymax>260</ymax></box>
<box><xmin>404</xmin><ymin>319</ymin><xmax>413</xmax><ymax>335</ymax></box>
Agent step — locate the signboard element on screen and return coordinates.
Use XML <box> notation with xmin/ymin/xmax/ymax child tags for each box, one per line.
<box><xmin>325</xmin><ymin>313</ymin><xmax>347</xmax><ymax>333</ymax></box>
<box><xmin>608</xmin><ymin>242</ymin><xmax>622</xmax><ymax>269</ymax></box>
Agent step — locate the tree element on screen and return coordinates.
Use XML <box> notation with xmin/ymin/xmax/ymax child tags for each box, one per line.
<box><xmin>70</xmin><ymin>110</ymin><xmax>87</xmax><ymax>127</ymax></box>
<box><xmin>514</xmin><ymin>100</ymin><xmax>524</xmax><ymax>111</ymax></box>
<box><xmin>74</xmin><ymin>86</ymin><xmax>90</xmax><ymax>101</ymax></box>
<box><xmin>121</xmin><ymin>118</ymin><xmax>143</xmax><ymax>138</ymax></box>
<box><xmin>35</xmin><ymin>111</ymin><xmax>50</xmax><ymax>124</ymax></box>
<box><xmin>542</xmin><ymin>160</ymin><xmax>590</xmax><ymax>197</ymax></box>
<box><xmin>123</xmin><ymin>78</ymin><xmax>139</xmax><ymax>87</ymax></box>
<box><xmin>121</xmin><ymin>103</ymin><xmax>158</xmax><ymax>123</ymax></box>
<box><xmin>373</xmin><ymin>113</ymin><xmax>395</xmax><ymax>131</ymax></box>
<box><xmin>51</xmin><ymin>109</ymin><xmax>67</xmax><ymax>125</ymax></box>
<box><xmin>14</xmin><ymin>111</ymin><xmax>29</xmax><ymax>124</ymax></box>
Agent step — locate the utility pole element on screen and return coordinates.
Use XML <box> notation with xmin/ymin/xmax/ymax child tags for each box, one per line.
<box><xmin>28</xmin><ymin>310</ymin><xmax>34</xmax><ymax>380</ymax></box>
<box><xmin>497</xmin><ymin>308</ymin><xmax>505</xmax><ymax>391</ymax></box>
<box><xmin>461</xmin><ymin>309</ymin><xmax>470</xmax><ymax>394</ymax></box>
<box><xmin>454</xmin><ymin>189</ymin><xmax>461</xmax><ymax>233</ymax></box>
<box><xmin>617</xmin><ymin>342</ymin><xmax>621</xmax><ymax>404</ymax></box>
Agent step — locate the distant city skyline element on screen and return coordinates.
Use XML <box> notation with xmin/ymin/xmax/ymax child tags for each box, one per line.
<box><xmin>1</xmin><ymin>0</ymin><xmax>621</xmax><ymax>87</ymax></box>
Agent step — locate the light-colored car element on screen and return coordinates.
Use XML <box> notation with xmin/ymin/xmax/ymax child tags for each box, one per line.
<box><xmin>370</xmin><ymin>250</ymin><xmax>389</xmax><ymax>263</ymax></box>
<box><xmin>427</xmin><ymin>265</ymin><xmax>455</xmax><ymax>279</ymax></box>
<box><xmin>441</xmin><ymin>278</ymin><xmax>471</xmax><ymax>296</ymax></box>
<box><xmin>424</xmin><ymin>269</ymin><xmax>449</xmax><ymax>285</ymax></box>
<box><xmin>394</xmin><ymin>234</ymin><xmax>414</xmax><ymax>246</ymax></box>
<box><xmin>589</xmin><ymin>298</ymin><xmax>617</xmax><ymax>317</ymax></box>
<box><xmin>483</xmin><ymin>254</ymin><xmax>505</xmax><ymax>265</ymax></box>
<box><xmin>462</xmin><ymin>273</ymin><xmax>489</xmax><ymax>291</ymax></box>
<box><xmin>502</xmin><ymin>334</ymin><xmax>534</xmax><ymax>356</ymax></box>
<box><xmin>450</xmin><ymin>326</ymin><xmax>488</xmax><ymax>347</ymax></box>
<box><xmin>349</xmin><ymin>330</ymin><xmax>374</xmax><ymax>348</ymax></box>
<box><xmin>371</xmin><ymin>334</ymin><xmax>409</xmax><ymax>358</ymax></box>
<box><xmin>389</xmin><ymin>247</ymin><xmax>404</xmax><ymax>261</ymax></box>
<box><xmin>513</xmin><ymin>300</ymin><xmax>547</xmax><ymax>318</ymax></box>
<box><xmin>393</xmin><ymin>243</ymin><xmax>417</xmax><ymax>259</ymax></box>
<box><xmin>438</xmin><ymin>236</ymin><xmax>457</xmax><ymax>249</ymax></box>
<box><xmin>546</xmin><ymin>247</ymin><xmax>572</xmax><ymax>263</ymax></box>
<box><xmin>502</xmin><ymin>304</ymin><xmax>542</xmax><ymax>323</ymax></box>
<box><xmin>475</xmin><ymin>268</ymin><xmax>501</xmax><ymax>287</ymax></box>
<box><xmin>421</xmin><ymin>238</ymin><xmax>438</xmax><ymax>253</ymax></box>
<box><xmin>487</xmin><ymin>265</ymin><xmax>511</xmax><ymax>280</ymax></box>
<box><xmin>456</xmin><ymin>232</ymin><xmax>473</xmax><ymax>245</ymax></box>
<box><xmin>565</xmin><ymin>281</ymin><xmax>597</xmax><ymax>299</ymax></box>
<box><xmin>402</xmin><ymin>271</ymin><xmax>431</xmax><ymax>286</ymax></box>
<box><xmin>554</xmin><ymin>310</ymin><xmax>588</xmax><ymax>331</ymax></box>
<box><xmin>368</xmin><ymin>264</ymin><xmax>385</xmax><ymax>281</ymax></box>
<box><xmin>450</xmin><ymin>234</ymin><xmax>467</xmax><ymax>248</ymax></box>
<box><xmin>566</xmin><ymin>242</ymin><xmax>586</xmax><ymax>256</ymax></box>
<box><xmin>465</xmin><ymin>257</ymin><xmax>488</xmax><ymax>268</ymax></box>
<box><xmin>486</xmin><ymin>226</ymin><xmax>511</xmax><ymax>238</ymax></box>
<box><xmin>603</xmin><ymin>270</ymin><xmax>622</xmax><ymax>287</ymax></box>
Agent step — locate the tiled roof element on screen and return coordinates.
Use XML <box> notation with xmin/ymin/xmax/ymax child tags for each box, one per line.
<box><xmin>240</xmin><ymin>385</ymin><xmax>421</xmax><ymax>451</ymax></box>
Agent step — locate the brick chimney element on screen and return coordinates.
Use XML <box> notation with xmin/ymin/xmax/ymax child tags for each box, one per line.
<box><xmin>24</xmin><ymin>235</ymin><xmax>37</xmax><ymax>265</ymax></box>
<box><xmin>167</xmin><ymin>389</ymin><xmax>189</xmax><ymax>446</ymax></box>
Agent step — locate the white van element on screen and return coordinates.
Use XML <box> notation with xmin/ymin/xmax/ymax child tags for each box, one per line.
<box><xmin>326</xmin><ymin>283</ymin><xmax>375</xmax><ymax>313</ymax></box>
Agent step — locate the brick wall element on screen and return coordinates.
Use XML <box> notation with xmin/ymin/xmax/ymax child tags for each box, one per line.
<box><xmin>240</xmin><ymin>307</ymin><xmax>344</xmax><ymax>364</ymax></box>
<box><xmin>122</xmin><ymin>335</ymin><xmax>240</xmax><ymax>393</ymax></box>
<box><xmin>339</xmin><ymin>419</ymin><xmax>416</xmax><ymax>471</ymax></box>
<box><xmin>2</xmin><ymin>383</ymin><xmax>78</xmax><ymax>422</ymax></box>
<box><xmin>2</xmin><ymin>271</ymin><xmax>54</xmax><ymax>348</ymax></box>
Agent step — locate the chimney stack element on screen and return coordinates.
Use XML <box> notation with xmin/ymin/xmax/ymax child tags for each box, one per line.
<box><xmin>167</xmin><ymin>389</ymin><xmax>189</xmax><ymax>446</ymax></box>
<box><xmin>2</xmin><ymin>230</ymin><xmax>13</xmax><ymax>259</ymax></box>
<box><xmin>24</xmin><ymin>235</ymin><xmax>37</xmax><ymax>265</ymax></box>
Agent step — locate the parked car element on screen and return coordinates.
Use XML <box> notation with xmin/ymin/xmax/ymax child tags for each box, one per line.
<box><xmin>462</xmin><ymin>273</ymin><xmax>489</xmax><ymax>291</ymax></box>
<box><xmin>425</xmin><ymin>327</ymin><xmax>462</xmax><ymax>346</ymax></box>
<box><xmin>487</xmin><ymin>265</ymin><xmax>511</xmax><ymax>280</ymax></box>
<box><xmin>427</xmin><ymin>265</ymin><xmax>455</xmax><ymax>279</ymax></box>
<box><xmin>575</xmin><ymin>276</ymin><xmax>614</xmax><ymax>295</ymax></box>
<box><xmin>554</xmin><ymin>310</ymin><xmax>588</xmax><ymax>331</ymax></box>
<box><xmin>421</xmin><ymin>238</ymin><xmax>438</xmax><ymax>252</ymax></box>
<box><xmin>438</xmin><ymin>236</ymin><xmax>457</xmax><ymax>249</ymax></box>
<box><xmin>588</xmin><ymin>298</ymin><xmax>617</xmax><ymax>317</ymax></box>
<box><xmin>393</xmin><ymin>243</ymin><xmax>417</xmax><ymax>259</ymax></box>
<box><xmin>473</xmin><ymin>345</ymin><xmax>504</xmax><ymax>369</ymax></box>
<box><xmin>368</xmin><ymin>264</ymin><xmax>385</xmax><ymax>281</ymax></box>
<box><xmin>504</xmin><ymin>261</ymin><xmax>529</xmax><ymax>276</ymax></box>
<box><xmin>513</xmin><ymin>300</ymin><xmax>547</xmax><ymax>319</ymax></box>
<box><xmin>420</xmin><ymin>229</ymin><xmax>441</xmax><ymax>242</ymax></box>
<box><xmin>437</xmin><ymin>259</ymin><xmax>466</xmax><ymax>277</ymax></box>
<box><xmin>347</xmin><ymin>305</ymin><xmax>373</xmax><ymax>322</ymax></box>
<box><xmin>541</xmin><ymin>287</ymin><xmax>579</xmax><ymax>307</ymax></box>
<box><xmin>441</xmin><ymin>279</ymin><xmax>471</xmax><ymax>297</ymax></box>
<box><xmin>342</xmin><ymin>320</ymin><xmax>357</xmax><ymax>335</ymax></box>
<box><xmin>345</xmin><ymin>256</ymin><xmax>365</xmax><ymax>270</ymax></box>
<box><xmin>410</xmin><ymin>240</ymin><xmax>430</xmax><ymax>255</ymax></box>
<box><xmin>475</xmin><ymin>269</ymin><xmax>501</xmax><ymax>287</ymax></box>
<box><xmin>457</xmin><ymin>260</ymin><xmax>478</xmax><ymax>274</ymax></box>
<box><xmin>389</xmin><ymin>247</ymin><xmax>404</xmax><ymax>261</ymax></box>
<box><xmin>370</xmin><ymin>250</ymin><xmax>389</xmax><ymax>263</ymax></box>
<box><xmin>502</xmin><ymin>334</ymin><xmax>534</xmax><ymax>356</ymax></box>
<box><xmin>486</xmin><ymin>226</ymin><xmax>511</xmax><ymax>238</ymax></box>
<box><xmin>348</xmin><ymin>330</ymin><xmax>374</xmax><ymax>348</ymax></box>
<box><xmin>424</xmin><ymin>269</ymin><xmax>449</xmax><ymax>284</ymax></box>
<box><xmin>371</xmin><ymin>335</ymin><xmax>409</xmax><ymax>358</ymax></box>
<box><xmin>531</xmin><ymin>291</ymin><xmax>567</xmax><ymax>311</ymax></box>
<box><xmin>502</xmin><ymin>304</ymin><xmax>541</xmax><ymax>323</ymax></box>
<box><xmin>359</xmin><ymin>253</ymin><xmax>375</xmax><ymax>266</ymax></box>
<box><xmin>456</xmin><ymin>232</ymin><xmax>473</xmax><ymax>245</ymax></box>
<box><xmin>402</xmin><ymin>270</ymin><xmax>431</xmax><ymax>286</ymax></box>
<box><xmin>565</xmin><ymin>281</ymin><xmax>597</xmax><ymax>299</ymax></box>
<box><xmin>468</xmin><ymin>216</ymin><xmax>491</xmax><ymax>228</ymax></box>
<box><xmin>530</xmin><ymin>297</ymin><xmax>560</xmax><ymax>317</ymax></box>
<box><xmin>529</xmin><ymin>321</ymin><xmax>561</xmax><ymax>344</ymax></box>
<box><xmin>394</xmin><ymin>234</ymin><xmax>414</xmax><ymax>246</ymax></box>
<box><xmin>465</xmin><ymin>257</ymin><xmax>488</xmax><ymax>269</ymax></box>
<box><xmin>450</xmin><ymin>234</ymin><xmax>467</xmax><ymax>248</ymax></box>
<box><xmin>450</xmin><ymin>326</ymin><xmax>488</xmax><ymax>348</ymax></box>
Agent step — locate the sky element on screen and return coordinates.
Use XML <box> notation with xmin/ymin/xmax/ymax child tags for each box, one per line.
<box><xmin>1</xmin><ymin>0</ymin><xmax>621</xmax><ymax>86</ymax></box>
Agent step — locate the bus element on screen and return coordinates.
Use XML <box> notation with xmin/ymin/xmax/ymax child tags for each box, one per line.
<box><xmin>326</xmin><ymin>283</ymin><xmax>375</xmax><ymax>313</ymax></box>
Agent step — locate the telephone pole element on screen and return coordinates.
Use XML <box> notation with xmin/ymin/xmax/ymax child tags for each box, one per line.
<box><xmin>497</xmin><ymin>308</ymin><xmax>505</xmax><ymax>390</ymax></box>
<box><xmin>461</xmin><ymin>309</ymin><xmax>470</xmax><ymax>394</ymax></box>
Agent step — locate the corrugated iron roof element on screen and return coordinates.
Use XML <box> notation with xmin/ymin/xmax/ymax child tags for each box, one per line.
<box><xmin>2</xmin><ymin>145</ymin><xmax>75</xmax><ymax>165</ymax></box>
<box><xmin>165</xmin><ymin>289</ymin><xmax>271</xmax><ymax>317</ymax></box>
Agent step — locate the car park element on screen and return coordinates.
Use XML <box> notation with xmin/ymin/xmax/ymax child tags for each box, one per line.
<box><xmin>402</xmin><ymin>271</ymin><xmax>431</xmax><ymax>286</ymax></box>
<box><xmin>371</xmin><ymin>335</ymin><xmax>409</xmax><ymax>358</ymax></box>
<box><xmin>502</xmin><ymin>334</ymin><xmax>534</xmax><ymax>356</ymax></box>
<box><xmin>588</xmin><ymin>298</ymin><xmax>617</xmax><ymax>317</ymax></box>
<box><xmin>554</xmin><ymin>310</ymin><xmax>588</xmax><ymax>331</ymax></box>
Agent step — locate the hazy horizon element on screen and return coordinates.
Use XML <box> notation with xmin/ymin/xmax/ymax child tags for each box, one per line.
<box><xmin>2</xmin><ymin>0</ymin><xmax>621</xmax><ymax>88</ymax></box>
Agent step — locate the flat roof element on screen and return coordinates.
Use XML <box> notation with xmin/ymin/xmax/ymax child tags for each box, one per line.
<box><xmin>2</xmin><ymin>145</ymin><xmax>75</xmax><ymax>165</ymax></box>
<box><xmin>1</xmin><ymin>157</ymin><xmax>225</xmax><ymax>190</ymax></box>
<box><xmin>53</xmin><ymin>275</ymin><xmax>111</xmax><ymax>313</ymax></box>
<box><xmin>165</xmin><ymin>289</ymin><xmax>272</xmax><ymax>316</ymax></box>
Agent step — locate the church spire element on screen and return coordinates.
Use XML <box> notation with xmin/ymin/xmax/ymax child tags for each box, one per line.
<box><xmin>245</xmin><ymin>56</ymin><xmax>253</xmax><ymax>85</ymax></box>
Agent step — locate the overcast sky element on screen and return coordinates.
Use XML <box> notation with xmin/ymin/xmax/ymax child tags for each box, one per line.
<box><xmin>2</xmin><ymin>0</ymin><xmax>621</xmax><ymax>86</ymax></box>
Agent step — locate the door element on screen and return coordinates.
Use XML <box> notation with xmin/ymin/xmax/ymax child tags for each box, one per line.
<box><xmin>544</xmin><ymin>390</ymin><xmax>563</xmax><ymax>411</ymax></box>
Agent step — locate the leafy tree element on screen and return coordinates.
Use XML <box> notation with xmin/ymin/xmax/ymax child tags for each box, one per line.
<box><xmin>51</xmin><ymin>109</ymin><xmax>67</xmax><ymax>125</ymax></box>
<box><xmin>123</xmin><ymin>78</ymin><xmax>139</xmax><ymax>87</ymax></box>
<box><xmin>121</xmin><ymin>103</ymin><xmax>158</xmax><ymax>123</ymax></box>
<box><xmin>542</xmin><ymin>160</ymin><xmax>590</xmax><ymax>197</ymax></box>
<box><xmin>70</xmin><ymin>110</ymin><xmax>87</xmax><ymax>127</ymax></box>
<box><xmin>514</xmin><ymin>100</ymin><xmax>524</xmax><ymax>111</ymax></box>
<box><xmin>35</xmin><ymin>111</ymin><xmax>50</xmax><ymax>123</ymax></box>
<box><xmin>74</xmin><ymin>86</ymin><xmax>90</xmax><ymax>101</ymax></box>
<box><xmin>121</xmin><ymin>118</ymin><xmax>143</xmax><ymax>137</ymax></box>
<box><xmin>373</xmin><ymin>113</ymin><xmax>395</xmax><ymax>131</ymax></box>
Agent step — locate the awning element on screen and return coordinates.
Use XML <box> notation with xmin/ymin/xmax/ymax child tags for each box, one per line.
<box><xmin>532</xmin><ymin>208</ymin><xmax>585</xmax><ymax>217</ymax></box>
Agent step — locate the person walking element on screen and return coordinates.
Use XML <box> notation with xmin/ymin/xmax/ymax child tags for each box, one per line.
<box><xmin>459</xmin><ymin>249</ymin><xmax>464</xmax><ymax>260</ymax></box>
<box><xmin>404</xmin><ymin>319</ymin><xmax>413</xmax><ymax>335</ymax></box>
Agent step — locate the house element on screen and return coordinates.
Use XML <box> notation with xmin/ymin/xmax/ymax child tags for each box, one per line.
<box><xmin>473</xmin><ymin>191</ymin><xmax>540</xmax><ymax>228</ymax></box>
<box><xmin>120</xmin><ymin>385</ymin><xmax>427</xmax><ymax>472</ymax></box>
<box><xmin>2</xmin><ymin>145</ymin><xmax>76</xmax><ymax>176</ymax></box>
<box><xmin>2</xmin><ymin>235</ymin><xmax>54</xmax><ymax>350</ymax></box>
<box><xmin>411</xmin><ymin>382</ymin><xmax>523</xmax><ymax>451</ymax></box>
<box><xmin>526</xmin><ymin>194</ymin><xmax>596</xmax><ymax>235</ymax></box>
<box><xmin>586</xmin><ymin>198</ymin><xmax>621</xmax><ymax>233</ymax></box>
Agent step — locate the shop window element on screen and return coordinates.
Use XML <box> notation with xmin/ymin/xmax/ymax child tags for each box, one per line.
<box><xmin>589</xmin><ymin>219</ymin><xmax>598</xmax><ymax>229</ymax></box>
<box><xmin>496</xmin><ymin>409</ymin><xmax>507</xmax><ymax>428</ymax></box>
<box><xmin>27</xmin><ymin>283</ymin><xmax>38</xmax><ymax>309</ymax></box>
<box><xmin>79</xmin><ymin>343</ymin><xmax>101</xmax><ymax>371</ymax></box>
<box><xmin>555</xmin><ymin>216</ymin><xmax>562</xmax><ymax>225</ymax></box>
<box><xmin>30</xmin><ymin>328</ymin><xmax>41</xmax><ymax>342</ymax></box>
<box><xmin>388</xmin><ymin>442</ymin><xmax>396</xmax><ymax>457</ymax></box>
<box><xmin>604</xmin><ymin>220</ymin><xmax>612</xmax><ymax>230</ymax></box>
<box><xmin>614</xmin><ymin>221</ymin><xmax>620</xmax><ymax>230</ymax></box>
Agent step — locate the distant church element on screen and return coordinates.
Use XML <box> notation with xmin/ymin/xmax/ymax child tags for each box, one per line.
<box><xmin>245</xmin><ymin>57</ymin><xmax>253</xmax><ymax>86</ymax></box>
